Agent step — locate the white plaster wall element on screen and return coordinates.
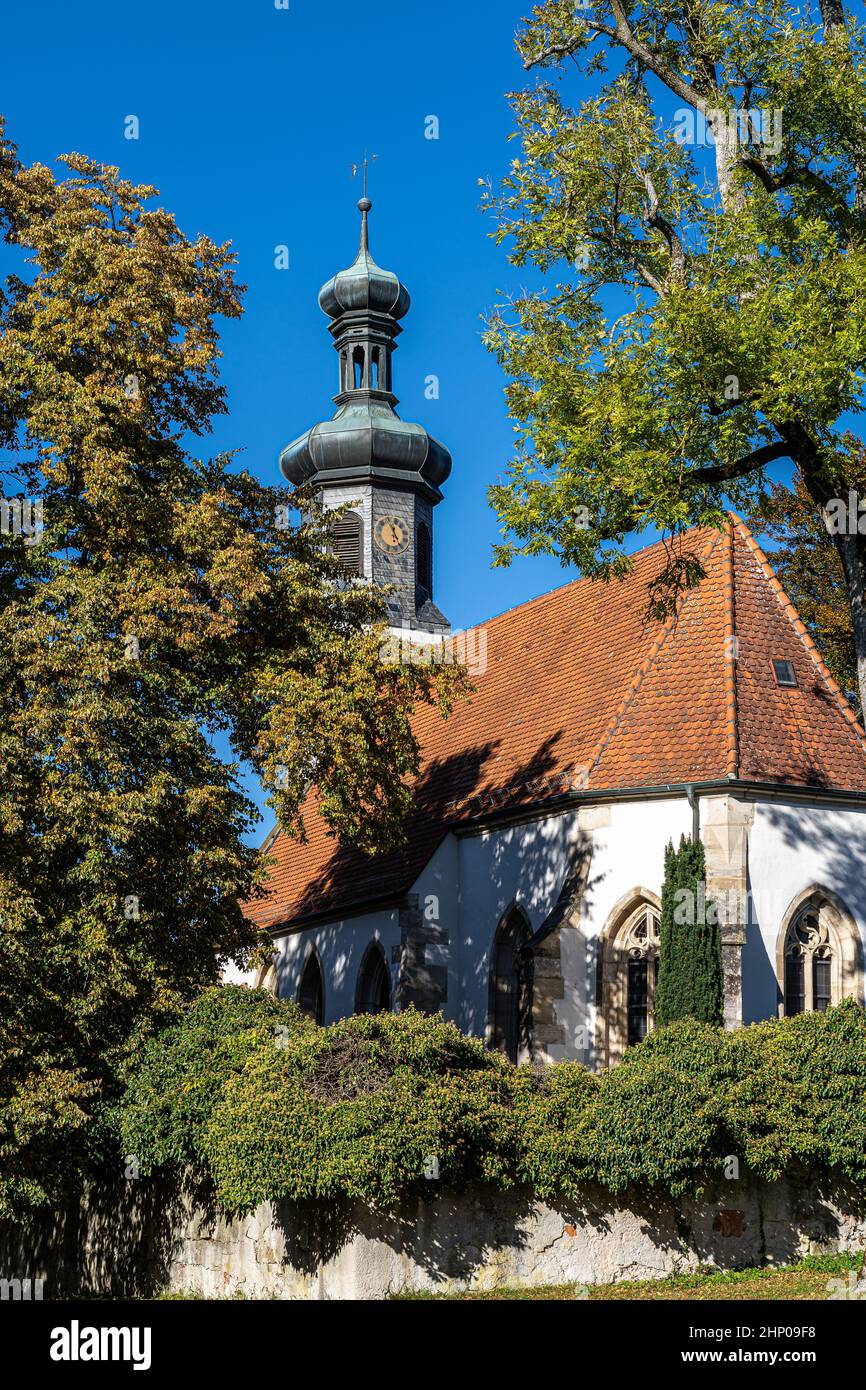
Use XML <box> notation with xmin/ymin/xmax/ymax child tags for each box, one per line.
<box><xmin>255</xmin><ymin>790</ymin><xmax>866</xmax><ymax>1055</ymax></box>
<box><xmin>744</xmin><ymin>798</ymin><xmax>866</xmax><ymax>1025</ymax></box>
<box><xmin>558</xmin><ymin>797</ymin><xmax>694</xmax><ymax>1065</ymax></box>
<box><xmin>272</xmin><ymin>798</ymin><xmax>693</xmax><ymax>1056</ymax></box>
<box><xmin>220</xmin><ymin>959</ymin><xmax>258</xmax><ymax>987</ymax></box>
<box><xmin>274</xmin><ymin>907</ymin><xmax>400</xmax><ymax>1024</ymax></box>
<box><xmin>449</xmin><ymin>812</ymin><xmax>582</xmax><ymax>1040</ymax></box>
<box><xmin>408</xmin><ymin>831</ymin><xmax>460</xmax><ymax>1011</ymax></box>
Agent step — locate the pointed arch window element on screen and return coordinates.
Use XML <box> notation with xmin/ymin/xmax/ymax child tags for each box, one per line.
<box><xmin>355</xmin><ymin>942</ymin><xmax>391</xmax><ymax>1015</ymax></box>
<box><xmin>778</xmin><ymin>889</ymin><xmax>866</xmax><ymax>1023</ymax></box>
<box><xmin>597</xmin><ymin>893</ymin><xmax>662</xmax><ymax>1067</ymax></box>
<box><xmin>488</xmin><ymin>906</ymin><xmax>533</xmax><ymax>1063</ymax></box>
<box><xmin>297</xmin><ymin>950</ymin><xmax>324</xmax><ymax>1025</ymax></box>
<box><xmin>416</xmin><ymin>521</ymin><xmax>432</xmax><ymax>594</ymax></box>
<box><xmin>624</xmin><ymin>905</ymin><xmax>661</xmax><ymax>1045</ymax></box>
<box><xmin>779</xmin><ymin>891</ymin><xmax>863</xmax><ymax>1016</ymax></box>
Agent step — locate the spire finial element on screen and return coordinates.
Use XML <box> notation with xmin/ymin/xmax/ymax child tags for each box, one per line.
<box><xmin>352</xmin><ymin>152</ymin><xmax>377</xmax><ymax>253</ymax></box>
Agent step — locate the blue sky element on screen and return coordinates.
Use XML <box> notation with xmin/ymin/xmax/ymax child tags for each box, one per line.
<box><xmin>0</xmin><ymin>0</ymin><xmax>800</xmax><ymax>837</ymax></box>
<box><xmin>1</xmin><ymin>0</ymin><xmax>571</xmax><ymax>628</ymax></box>
<box><xmin>2</xmin><ymin>0</ymin><xmax>571</xmax><ymax>835</ymax></box>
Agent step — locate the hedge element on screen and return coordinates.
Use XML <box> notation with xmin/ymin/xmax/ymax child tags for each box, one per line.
<box><xmin>118</xmin><ymin>988</ymin><xmax>866</xmax><ymax>1213</ymax></box>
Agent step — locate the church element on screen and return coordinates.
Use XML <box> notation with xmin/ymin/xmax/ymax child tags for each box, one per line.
<box><xmin>240</xmin><ymin>198</ymin><xmax>866</xmax><ymax>1070</ymax></box>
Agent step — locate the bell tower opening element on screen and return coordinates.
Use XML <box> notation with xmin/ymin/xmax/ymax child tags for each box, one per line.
<box><xmin>352</xmin><ymin>346</ymin><xmax>365</xmax><ymax>390</ymax></box>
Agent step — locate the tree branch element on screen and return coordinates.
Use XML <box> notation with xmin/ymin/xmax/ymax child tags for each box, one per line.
<box><xmin>820</xmin><ymin>0</ymin><xmax>846</xmax><ymax>35</ymax></box>
<box><xmin>630</xmin><ymin>256</ymin><xmax>666</xmax><ymax>296</ymax></box>
<box><xmin>607</xmin><ymin>0</ymin><xmax>706</xmax><ymax>113</ymax></box>
<box><xmin>523</xmin><ymin>22</ymin><xmax>617</xmax><ymax>70</ymax></box>
<box><xmin>739</xmin><ymin>153</ymin><xmax>859</xmax><ymax>240</ymax></box>
<box><xmin>688</xmin><ymin>439</ymin><xmax>791</xmax><ymax>484</ymax></box>
<box><xmin>641</xmin><ymin>169</ymin><xmax>687</xmax><ymax>281</ymax></box>
<box><xmin>524</xmin><ymin>4</ymin><xmax>705</xmax><ymax>114</ymax></box>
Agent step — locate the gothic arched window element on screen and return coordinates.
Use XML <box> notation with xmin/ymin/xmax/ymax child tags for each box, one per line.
<box><xmin>355</xmin><ymin>942</ymin><xmax>391</xmax><ymax>1015</ymax></box>
<box><xmin>297</xmin><ymin>949</ymin><xmax>324</xmax><ymax>1025</ymax></box>
<box><xmin>329</xmin><ymin>510</ymin><xmax>363</xmax><ymax>577</ymax></box>
<box><xmin>624</xmin><ymin>904</ymin><xmax>661</xmax><ymax>1045</ymax></box>
<box><xmin>596</xmin><ymin>892</ymin><xmax>662</xmax><ymax>1067</ymax></box>
<box><xmin>416</xmin><ymin>521</ymin><xmax>432</xmax><ymax>594</ymax></box>
<box><xmin>488</xmin><ymin>905</ymin><xmax>533</xmax><ymax>1063</ymax></box>
<box><xmin>778</xmin><ymin>890</ymin><xmax>863</xmax><ymax>1016</ymax></box>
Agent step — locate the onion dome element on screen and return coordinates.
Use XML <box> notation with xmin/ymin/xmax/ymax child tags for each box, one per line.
<box><xmin>318</xmin><ymin>198</ymin><xmax>411</xmax><ymax>321</ymax></box>
<box><xmin>279</xmin><ymin>199</ymin><xmax>452</xmax><ymax>501</ymax></box>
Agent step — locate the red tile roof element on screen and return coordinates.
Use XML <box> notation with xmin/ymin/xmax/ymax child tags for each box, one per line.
<box><xmin>245</xmin><ymin>516</ymin><xmax>866</xmax><ymax>932</ymax></box>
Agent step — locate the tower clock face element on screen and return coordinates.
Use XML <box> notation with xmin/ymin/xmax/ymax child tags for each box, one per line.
<box><xmin>374</xmin><ymin>514</ymin><xmax>410</xmax><ymax>555</ymax></box>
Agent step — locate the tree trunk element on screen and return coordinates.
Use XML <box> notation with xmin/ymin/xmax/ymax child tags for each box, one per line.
<box><xmin>710</xmin><ymin>114</ymin><xmax>746</xmax><ymax>215</ymax></box>
<box><xmin>832</xmin><ymin>527</ymin><xmax>866</xmax><ymax>718</ymax></box>
<box><xmin>784</xmin><ymin>424</ymin><xmax>866</xmax><ymax>718</ymax></box>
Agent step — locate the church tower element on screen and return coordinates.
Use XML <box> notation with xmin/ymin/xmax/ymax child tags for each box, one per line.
<box><xmin>280</xmin><ymin>196</ymin><xmax>451</xmax><ymax>635</ymax></box>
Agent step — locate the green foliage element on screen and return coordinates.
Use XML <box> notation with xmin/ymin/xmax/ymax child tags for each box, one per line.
<box><xmin>724</xmin><ymin>1001</ymin><xmax>866</xmax><ymax>1183</ymax></box>
<box><xmin>484</xmin><ymin>2</ymin><xmax>866</xmax><ymax>710</ymax></box>
<box><xmin>204</xmin><ymin>1009</ymin><xmax>521</xmax><ymax>1211</ymax></box>
<box><xmin>581</xmin><ymin>1019</ymin><xmax>733</xmax><ymax>1197</ymax></box>
<box><xmin>0</xmin><ymin>121</ymin><xmax>463</xmax><ymax>1219</ymax></box>
<box><xmin>655</xmin><ymin>836</ymin><xmax>724</xmax><ymax>1027</ymax></box>
<box><xmin>118</xmin><ymin>986</ymin><xmax>311</xmax><ymax>1172</ymax></box>
<box><xmin>118</xmin><ymin>991</ymin><xmax>866</xmax><ymax>1213</ymax></box>
<box><xmin>511</xmin><ymin>1061</ymin><xmax>598</xmax><ymax>1202</ymax></box>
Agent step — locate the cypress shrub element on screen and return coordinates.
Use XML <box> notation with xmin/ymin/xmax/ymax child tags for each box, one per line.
<box><xmin>655</xmin><ymin>834</ymin><xmax>724</xmax><ymax>1027</ymax></box>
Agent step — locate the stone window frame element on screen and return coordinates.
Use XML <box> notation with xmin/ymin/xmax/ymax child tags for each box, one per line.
<box><xmin>595</xmin><ymin>887</ymin><xmax>663</xmax><ymax>1069</ymax></box>
<box><xmin>253</xmin><ymin>952</ymin><xmax>279</xmax><ymax>995</ymax></box>
<box><xmin>775</xmin><ymin>886</ymin><xmax>864</xmax><ymax>1017</ymax></box>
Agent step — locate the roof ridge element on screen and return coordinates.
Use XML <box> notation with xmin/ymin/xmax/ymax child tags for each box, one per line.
<box><xmin>457</xmin><ymin>524</ymin><xmax>720</xmax><ymax>636</ymax></box>
<box><xmin>722</xmin><ymin>518</ymin><xmax>739</xmax><ymax>778</ymax></box>
<box><xmin>728</xmin><ymin>512</ymin><xmax>866</xmax><ymax>748</ymax></box>
<box><xmin>584</xmin><ymin>527</ymin><xmax>727</xmax><ymax>786</ymax></box>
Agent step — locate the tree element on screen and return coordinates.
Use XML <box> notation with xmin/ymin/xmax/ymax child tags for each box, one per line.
<box><xmin>655</xmin><ymin>836</ymin><xmax>723</xmax><ymax>1028</ymax></box>
<box><xmin>484</xmin><ymin>1</ymin><xmax>866</xmax><ymax>714</ymax></box>
<box><xmin>0</xmin><ymin>122</ymin><xmax>461</xmax><ymax>1216</ymax></box>
<box><xmin>749</xmin><ymin>472</ymin><xmax>862</xmax><ymax>718</ymax></box>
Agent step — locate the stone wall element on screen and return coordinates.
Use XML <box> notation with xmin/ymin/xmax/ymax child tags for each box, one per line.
<box><xmin>2</xmin><ymin>1173</ymin><xmax>864</xmax><ymax>1300</ymax></box>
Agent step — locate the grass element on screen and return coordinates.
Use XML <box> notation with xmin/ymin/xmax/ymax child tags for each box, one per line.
<box><xmin>393</xmin><ymin>1252</ymin><xmax>864</xmax><ymax>1301</ymax></box>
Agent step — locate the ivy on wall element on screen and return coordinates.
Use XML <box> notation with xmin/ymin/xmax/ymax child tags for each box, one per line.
<box><xmin>116</xmin><ymin>987</ymin><xmax>866</xmax><ymax>1215</ymax></box>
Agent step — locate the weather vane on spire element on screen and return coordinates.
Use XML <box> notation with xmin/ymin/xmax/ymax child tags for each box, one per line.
<box><xmin>351</xmin><ymin>151</ymin><xmax>377</xmax><ymax>201</ymax></box>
